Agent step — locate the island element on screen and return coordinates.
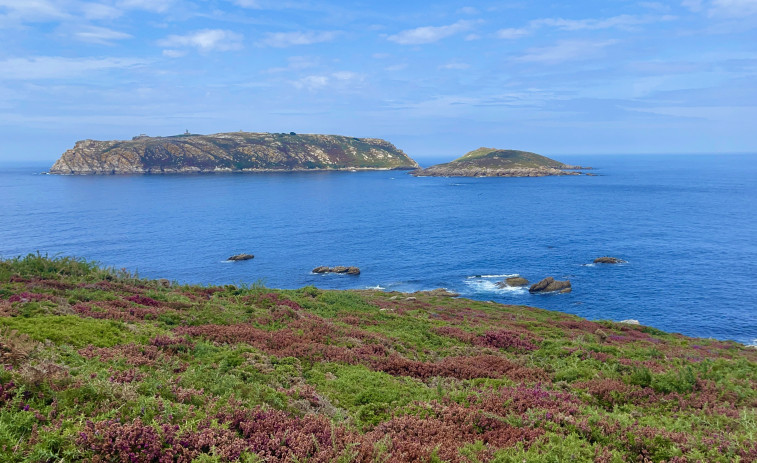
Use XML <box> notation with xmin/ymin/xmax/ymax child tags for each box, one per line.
<box><xmin>413</xmin><ymin>147</ymin><xmax>589</xmax><ymax>177</ymax></box>
<box><xmin>49</xmin><ymin>131</ymin><xmax>419</xmax><ymax>174</ymax></box>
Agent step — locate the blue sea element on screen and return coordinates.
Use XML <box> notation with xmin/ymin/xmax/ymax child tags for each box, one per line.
<box><xmin>1</xmin><ymin>154</ymin><xmax>755</xmax><ymax>345</ymax></box>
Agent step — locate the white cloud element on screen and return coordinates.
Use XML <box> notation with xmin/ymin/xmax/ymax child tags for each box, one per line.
<box><xmin>162</xmin><ymin>49</ymin><xmax>187</xmax><ymax>58</ymax></box>
<box><xmin>293</xmin><ymin>71</ymin><xmax>363</xmax><ymax>90</ymax></box>
<box><xmin>0</xmin><ymin>0</ymin><xmax>68</xmax><ymax>23</ymax></box>
<box><xmin>74</xmin><ymin>26</ymin><xmax>132</xmax><ymax>45</ymax></box>
<box><xmin>496</xmin><ymin>13</ymin><xmax>675</xmax><ymax>40</ymax></box>
<box><xmin>158</xmin><ymin>29</ymin><xmax>243</xmax><ymax>53</ymax></box>
<box><xmin>80</xmin><ymin>2</ymin><xmax>123</xmax><ymax>20</ymax></box>
<box><xmin>708</xmin><ymin>0</ymin><xmax>757</xmax><ymax>16</ymax></box>
<box><xmin>387</xmin><ymin>20</ymin><xmax>477</xmax><ymax>45</ymax></box>
<box><xmin>264</xmin><ymin>56</ymin><xmax>320</xmax><ymax>73</ymax></box>
<box><xmin>439</xmin><ymin>62</ymin><xmax>470</xmax><ymax>70</ymax></box>
<box><xmin>515</xmin><ymin>40</ymin><xmax>618</xmax><ymax>64</ymax></box>
<box><xmin>533</xmin><ymin>14</ymin><xmax>676</xmax><ymax>30</ymax></box>
<box><xmin>0</xmin><ymin>56</ymin><xmax>147</xmax><ymax>80</ymax></box>
<box><xmin>458</xmin><ymin>7</ymin><xmax>479</xmax><ymax>15</ymax></box>
<box><xmin>384</xmin><ymin>63</ymin><xmax>407</xmax><ymax>71</ymax></box>
<box><xmin>257</xmin><ymin>31</ymin><xmax>340</xmax><ymax>47</ymax></box>
<box><xmin>496</xmin><ymin>27</ymin><xmax>530</xmax><ymax>39</ymax></box>
<box><xmin>117</xmin><ymin>0</ymin><xmax>175</xmax><ymax>13</ymax></box>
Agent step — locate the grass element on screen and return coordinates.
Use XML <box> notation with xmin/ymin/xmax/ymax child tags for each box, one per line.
<box><xmin>0</xmin><ymin>254</ymin><xmax>755</xmax><ymax>462</ymax></box>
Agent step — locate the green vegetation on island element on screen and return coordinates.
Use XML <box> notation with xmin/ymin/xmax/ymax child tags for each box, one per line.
<box><xmin>49</xmin><ymin>132</ymin><xmax>419</xmax><ymax>175</ymax></box>
<box><xmin>1</xmin><ymin>254</ymin><xmax>756</xmax><ymax>462</ymax></box>
<box><xmin>414</xmin><ymin>148</ymin><xmax>590</xmax><ymax>177</ymax></box>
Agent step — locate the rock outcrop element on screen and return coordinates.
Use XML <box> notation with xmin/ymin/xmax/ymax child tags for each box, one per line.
<box><xmin>313</xmin><ymin>266</ymin><xmax>360</xmax><ymax>275</ymax></box>
<box><xmin>529</xmin><ymin>277</ymin><xmax>572</xmax><ymax>294</ymax></box>
<box><xmin>413</xmin><ymin>148</ymin><xmax>590</xmax><ymax>177</ymax></box>
<box><xmin>496</xmin><ymin>277</ymin><xmax>529</xmax><ymax>288</ymax></box>
<box><xmin>227</xmin><ymin>254</ymin><xmax>254</xmax><ymax>261</ymax></box>
<box><xmin>50</xmin><ymin>132</ymin><xmax>419</xmax><ymax>175</ymax></box>
<box><xmin>594</xmin><ymin>257</ymin><xmax>626</xmax><ymax>264</ymax></box>
<box><xmin>413</xmin><ymin>288</ymin><xmax>460</xmax><ymax>297</ymax></box>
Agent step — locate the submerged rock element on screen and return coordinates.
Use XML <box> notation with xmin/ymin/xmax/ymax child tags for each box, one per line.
<box><xmin>227</xmin><ymin>254</ymin><xmax>254</xmax><ymax>261</ymax></box>
<box><xmin>594</xmin><ymin>256</ymin><xmax>626</xmax><ymax>264</ymax></box>
<box><xmin>496</xmin><ymin>277</ymin><xmax>529</xmax><ymax>288</ymax></box>
<box><xmin>529</xmin><ymin>277</ymin><xmax>572</xmax><ymax>294</ymax></box>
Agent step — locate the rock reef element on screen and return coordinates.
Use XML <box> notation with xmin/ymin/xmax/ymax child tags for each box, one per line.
<box><xmin>50</xmin><ymin>132</ymin><xmax>419</xmax><ymax>175</ymax></box>
<box><xmin>413</xmin><ymin>147</ymin><xmax>589</xmax><ymax>177</ymax></box>
<box><xmin>313</xmin><ymin>266</ymin><xmax>361</xmax><ymax>275</ymax></box>
<box><xmin>529</xmin><ymin>277</ymin><xmax>572</xmax><ymax>294</ymax></box>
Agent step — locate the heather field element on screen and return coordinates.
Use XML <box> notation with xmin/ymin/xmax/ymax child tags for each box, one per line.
<box><xmin>0</xmin><ymin>255</ymin><xmax>756</xmax><ymax>462</ymax></box>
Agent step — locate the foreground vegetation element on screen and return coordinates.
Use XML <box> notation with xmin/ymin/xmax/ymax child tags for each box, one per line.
<box><xmin>1</xmin><ymin>255</ymin><xmax>755</xmax><ymax>462</ymax></box>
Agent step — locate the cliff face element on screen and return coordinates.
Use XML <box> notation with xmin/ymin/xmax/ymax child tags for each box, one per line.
<box><xmin>413</xmin><ymin>148</ymin><xmax>587</xmax><ymax>177</ymax></box>
<box><xmin>49</xmin><ymin>132</ymin><xmax>419</xmax><ymax>174</ymax></box>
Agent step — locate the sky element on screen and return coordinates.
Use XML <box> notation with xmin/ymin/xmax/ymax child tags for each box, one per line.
<box><xmin>0</xmin><ymin>0</ymin><xmax>756</xmax><ymax>162</ymax></box>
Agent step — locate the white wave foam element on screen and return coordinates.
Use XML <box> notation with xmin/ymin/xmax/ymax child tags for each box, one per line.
<box><xmin>463</xmin><ymin>279</ymin><xmax>527</xmax><ymax>295</ymax></box>
<box><xmin>466</xmin><ymin>274</ymin><xmax>519</xmax><ymax>279</ymax></box>
<box><xmin>365</xmin><ymin>285</ymin><xmax>386</xmax><ymax>290</ymax></box>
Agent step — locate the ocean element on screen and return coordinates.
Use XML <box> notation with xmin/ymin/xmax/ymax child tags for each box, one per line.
<box><xmin>1</xmin><ymin>154</ymin><xmax>755</xmax><ymax>345</ymax></box>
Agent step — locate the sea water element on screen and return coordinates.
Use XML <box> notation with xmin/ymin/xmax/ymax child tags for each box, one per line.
<box><xmin>1</xmin><ymin>154</ymin><xmax>755</xmax><ymax>344</ymax></box>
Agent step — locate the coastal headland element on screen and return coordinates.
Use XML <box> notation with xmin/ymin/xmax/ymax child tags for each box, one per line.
<box><xmin>1</xmin><ymin>254</ymin><xmax>755</xmax><ymax>461</ymax></box>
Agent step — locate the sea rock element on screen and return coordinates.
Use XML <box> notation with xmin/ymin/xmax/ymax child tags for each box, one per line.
<box><xmin>414</xmin><ymin>288</ymin><xmax>460</xmax><ymax>298</ymax></box>
<box><xmin>312</xmin><ymin>266</ymin><xmax>360</xmax><ymax>275</ymax></box>
<box><xmin>594</xmin><ymin>256</ymin><xmax>626</xmax><ymax>264</ymax></box>
<box><xmin>49</xmin><ymin>132</ymin><xmax>419</xmax><ymax>175</ymax></box>
<box><xmin>227</xmin><ymin>254</ymin><xmax>254</xmax><ymax>261</ymax></box>
<box><xmin>496</xmin><ymin>277</ymin><xmax>529</xmax><ymax>288</ymax></box>
<box><xmin>529</xmin><ymin>277</ymin><xmax>572</xmax><ymax>294</ymax></box>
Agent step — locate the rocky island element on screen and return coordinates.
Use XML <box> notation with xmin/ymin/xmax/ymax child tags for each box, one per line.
<box><xmin>49</xmin><ymin>131</ymin><xmax>419</xmax><ymax>174</ymax></box>
<box><xmin>413</xmin><ymin>147</ymin><xmax>588</xmax><ymax>177</ymax></box>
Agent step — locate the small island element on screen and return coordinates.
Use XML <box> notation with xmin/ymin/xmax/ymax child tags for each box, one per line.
<box><xmin>49</xmin><ymin>131</ymin><xmax>419</xmax><ymax>175</ymax></box>
<box><xmin>413</xmin><ymin>147</ymin><xmax>589</xmax><ymax>177</ymax></box>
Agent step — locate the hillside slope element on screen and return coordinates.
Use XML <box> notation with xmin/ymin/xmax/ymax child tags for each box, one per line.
<box><xmin>1</xmin><ymin>255</ymin><xmax>755</xmax><ymax>461</ymax></box>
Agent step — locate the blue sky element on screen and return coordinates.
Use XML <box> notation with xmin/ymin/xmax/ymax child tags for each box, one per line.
<box><xmin>1</xmin><ymin>0</ymin><xmax>756</xmax><ymax>162</ymax></box>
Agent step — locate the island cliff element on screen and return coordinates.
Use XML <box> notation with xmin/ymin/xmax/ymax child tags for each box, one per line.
<box><xmin>49</xmin><ymin>132</ymin><xmax>419</xmax><ymax>174</ymax></box>
<box><xmin>413</xmin><ymin>147</ymin><xmax>588</xmax><ymax>177</ymax></box>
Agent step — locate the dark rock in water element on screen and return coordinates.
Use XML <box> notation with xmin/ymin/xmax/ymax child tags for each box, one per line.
<box><xmin>529</xmin><ymin>277</ymin><xmax>572</xmax><ymax>294</ymax></box>
<box><xmin>414</xmin><ymin>288</ymin><xmax>460</xmax><ymax>297</ymax></box>
<box><xmin>313</xmin><ymin>266</ymin><xmax>361</xmax><ymax>275</ymax></box>
<box><xmin>594</xmin><ymin>256</ymin><xmax>626</xmax><ymax>264</ymax></box>
<box><xmin>228</xmin><ymin>254</ymin><xmax>254</xmax><ymax>261</ymax></box>
<box><xmin>496</xmin><ymin>277</ymin><xmax>529</xmax><ymax>288</ymax></box>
